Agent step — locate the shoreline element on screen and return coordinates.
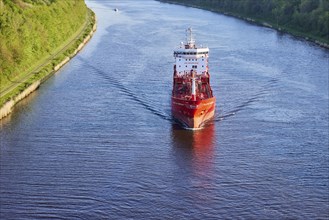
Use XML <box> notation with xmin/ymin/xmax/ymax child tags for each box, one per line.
<box><xmin>0</xmin><ymin>9</ymin><xmax>97</xmax><ymax>120</ymax></box>
<box><xmin>158</xmin><ymin>0</ymin><xmax>329</xmax><ymax>50</ymax></box>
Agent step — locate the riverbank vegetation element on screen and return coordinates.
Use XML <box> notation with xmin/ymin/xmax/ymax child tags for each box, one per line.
<box><xmin>0</xmin><ymin>0</ymin><xmax>88</xmax><ymax>91</ymax></box>
<box><xmin>0</xmin><ymin>0</ymin><xmax>95</xmax><ymax>108</ymax></box>
<box><xmin>158</xmin><ymin>0</ymin><xmax>329</xmax><ymax>46</ymax></box>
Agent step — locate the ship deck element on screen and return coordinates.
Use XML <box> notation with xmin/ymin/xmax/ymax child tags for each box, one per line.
<box><xmin>172</xmin><ymin>74</ymin><xmax>213</xmax><ymax>101</ymax></box>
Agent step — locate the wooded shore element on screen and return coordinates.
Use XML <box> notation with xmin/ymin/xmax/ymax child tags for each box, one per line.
<box><xmin>157</xmin><ymin>0</ymin><xmax>329</xmax><ymax>48</ymax></box>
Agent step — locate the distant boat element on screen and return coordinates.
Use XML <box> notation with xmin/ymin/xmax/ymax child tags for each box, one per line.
<box><xmin>114</xmin><ymin>8</ymin><xmax>119</xmax><ymax>12</ymax></box>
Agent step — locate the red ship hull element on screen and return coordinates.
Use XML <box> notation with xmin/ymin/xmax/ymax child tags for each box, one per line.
<box><xmin>172</xmin><ymin>96</ymin><xmax>216</xmax><ymax>129</ymax></box>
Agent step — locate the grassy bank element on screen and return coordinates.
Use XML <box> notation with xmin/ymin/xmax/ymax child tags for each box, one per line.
<box><xmin>157</xmin><ymin>0</ymin><xmax>329</xmax><ymax>48</ymax></box>
<box><xmin>0</xmin><ymin>0</ymin><xmax>96</xmax><ymax>109</ymax></box>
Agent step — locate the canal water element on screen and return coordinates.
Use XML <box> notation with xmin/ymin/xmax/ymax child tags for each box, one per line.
<box><xmin>1</xmin><ymin>0</ymin><xmax>328</xmax><ymax>219</ymax></box>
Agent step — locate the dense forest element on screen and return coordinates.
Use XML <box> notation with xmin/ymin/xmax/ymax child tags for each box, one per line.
<box><xmin>0</xmin><ymin>0</ymin><xmax>88</xmax><ymax>87</ymax></box>
<box><xmin>159</xmin><ymin>0</ymin><xmax>329</xmax><ymax>45</ymax></box>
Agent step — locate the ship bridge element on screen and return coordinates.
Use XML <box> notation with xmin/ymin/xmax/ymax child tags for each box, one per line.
<box><xmin>174</xmin><ymin>28</ymin><xmax>209</xmax><ymax>76</ymax></box>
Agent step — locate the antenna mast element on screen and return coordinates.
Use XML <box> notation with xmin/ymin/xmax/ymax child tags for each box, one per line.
<box><xmin>186</xmin><ymin>27</ymin><xmax>195</xmax><ymax>48</ymax></box>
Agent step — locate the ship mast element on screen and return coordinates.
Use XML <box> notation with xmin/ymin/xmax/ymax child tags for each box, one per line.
<box><xmin>186</xmin><ymin>27</ymin><xmax>195</xmax><ymax>48</ymax></box>
<box><xmin>191</xmin><ymin>72</ymin><xmax>196</xmax><ymax>101</ymax></box>
<box><xmin>187</xmin><ymin>28</ymin><xmax>196</xmax><ymax>100</ymax></box>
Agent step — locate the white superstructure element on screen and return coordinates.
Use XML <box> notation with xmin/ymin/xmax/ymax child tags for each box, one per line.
<box><xmin>173</xmin><ymin>28</ymin><xmax>209</xmax><ymax>76</ymax></box>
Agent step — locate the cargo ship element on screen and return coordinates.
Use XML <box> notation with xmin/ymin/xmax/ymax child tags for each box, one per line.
<box><xmin>172</xmin><ymin>28</ymin><xmax>216</xmax><ymax>129</ymax></box>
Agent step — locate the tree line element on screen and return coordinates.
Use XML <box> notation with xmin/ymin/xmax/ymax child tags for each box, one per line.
<box><xmin>159</xmin><ymin>0</ymin><xmax>329</xmax><ymax>44</ymax></box>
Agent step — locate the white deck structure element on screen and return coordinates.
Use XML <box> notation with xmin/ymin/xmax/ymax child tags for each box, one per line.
<box><xmin>173</xmin><ymin>28</ymin><xmax>209</xmax><ymax>76</ymax></box>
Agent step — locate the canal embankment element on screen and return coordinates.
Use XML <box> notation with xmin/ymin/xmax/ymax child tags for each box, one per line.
<box><xmin>0</xmin><ymin>9</ymin><xmax>97</xmax><ymax>120</ymax></box>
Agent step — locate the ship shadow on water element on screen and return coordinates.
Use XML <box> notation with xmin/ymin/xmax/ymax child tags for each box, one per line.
<box><xmin>170</xmin><ymin>123</ymin><xmax>216</xmax><ymax>180</ymax></box>
<box><xmin>171</xmin><ymin>122</ymin><xmax>215</xmax><ymax>156</ymax></box>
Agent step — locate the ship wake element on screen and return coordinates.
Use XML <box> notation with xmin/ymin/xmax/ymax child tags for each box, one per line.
<box><xmin>77</xmin><ymin>56</ymin><xmax>172</xmax><ymax>122</ymax></box>
<box><xmin>214</xmin><ymin>78</ymin><xmax>279</xmax><ymax>121</ymax></box>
